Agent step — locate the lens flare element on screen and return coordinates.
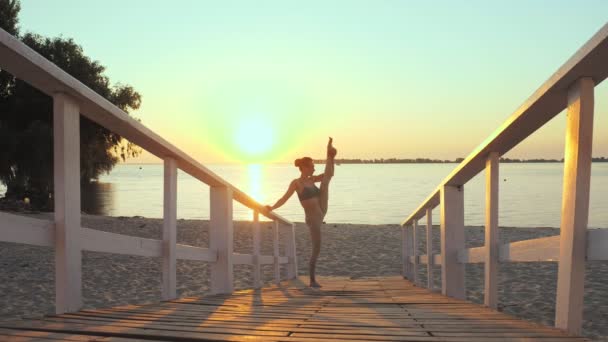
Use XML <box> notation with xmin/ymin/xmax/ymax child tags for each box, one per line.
<box><xmin>234</xmin><ymin>119</ymin><xmax>274</xmax><ymax>157</ymax></box>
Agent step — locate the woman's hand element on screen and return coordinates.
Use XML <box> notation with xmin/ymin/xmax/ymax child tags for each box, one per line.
<box><xmin>265</xmin><ymin>205</ymin><xmax>274</xmax><ymax>212</ymax></box>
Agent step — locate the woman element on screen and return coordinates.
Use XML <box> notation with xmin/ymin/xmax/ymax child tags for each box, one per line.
<box><xmin>266</xmin><ymin>137</ymin><xmax>337</xmax><ymax>288</ymax></box>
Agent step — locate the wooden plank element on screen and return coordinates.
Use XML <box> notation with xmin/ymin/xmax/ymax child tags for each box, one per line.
<box><xmin>499</xmin><ymin>235</ymin><xmax>559</xmax><ymax>262</ymax></box>
<box><xmin>209</xmin><ymin>186</ymin><xmax>234</xmax><ymax>294</ymax></box>
<box><xmin>288</xmin><ymin>333</ymin><xmax>584</xmax><ymax>341</ymax></box>
<box><xmin>37</xmin><ymin>317</ymin><xmax>291</xmax><ymax>337</ymax></box>
<box><xmin>555</xmin><ymin>77</ymin><xmax>594</xmax><ymax>335</ymax></box>
<box><xmin>102</xmin><ymin>302</ymin><xmax>322</xmax><ymax>314</ymax></box>
<box><xmin>0</xmin><ymin>212</ymin><xmax>216</xmax><ymax>262</ymax></box>
<box><xmin>402</xmin><ymin>23</ymin><xmax>608</xmax><ymax>227</ymax></box>
<box><xmin>457</xmin><ymin>236</ymin><xmax>573</xmax><ymax>264</ymax></box>
<box><xmin>73</xmin><ymin>309</ymin><xmax>308</xmax><ymax>324</ymax></box>
<box><xmin>0</xmin><ymin>328</ymin><xmax>107</xmax><ymax>341</ymax></box>
<box><xmin>298</xmin><ymin>324</ymin><xmax>567</xmax><ymax>333</ymax></box>
<box><xmin>80</xmin><ymin>228</ymin><xmax>162</xmax><ymax>258</ymax></box>
<box><xmin>458</xmin><ymin>246</ymin><xmax>485</xmax><ymax>264</ymax></box>
<box><xmin>175</xmin><ymin>244</ymin><xmax>217</xmax><ymax>262</ymax></box>
<box><xmin>433</xmin><ymin>253</ymin><xmax>442</xmax><ymax>266</ymax></box>
<box><xmin>0</xmin><ymin>212</ymin><xmax>55</xmax><ymax>247</ymax></box>
<box><xmin>233</xmin><ymin>253</ymin><xmax>254</xmax><ymax>265</ymax></box>
<box><xmin>288</xmin><ymin>336</ymin><xmax>584</xmax><ymax>342</ymax></box>
<box><xmin>53</xmin><ymin>92</ymin><xmax>82</xmax><ymax>314</ymax></box>
<box><xmin>440</xmin><ymin>185</ymin><xmax>465</xmax><ymax>300</ymax></box>
<box><xmin>42</xmin><ymin>317</ymin><xmax>297</xmax><ymax>337</ymax></box>
<box><xmin>0</xmin><ymin>321</ymin><xmax>283</xmax><ymax>341</ymax></box>
<box><xmin>65</xmin><ymin>311</ymin><xmax>305</xmax><ymax>326</ymax></box>
<box><xmin>162</xmin><ymin>158</ymin><xmax>178</xmax><ymax>300</ymax></box>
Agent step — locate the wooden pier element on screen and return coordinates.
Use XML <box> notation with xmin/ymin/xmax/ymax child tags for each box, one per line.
<box><xmin>0</xmin><ymin>276</ymin><xmax>589</xmax><ymax>341</ymax></box>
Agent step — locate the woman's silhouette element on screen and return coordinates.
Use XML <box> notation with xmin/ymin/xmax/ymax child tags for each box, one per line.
<box><xmin>267</xmin><ymin>137</ymin><xmax>337</xmax><ymax>287</ymax></box>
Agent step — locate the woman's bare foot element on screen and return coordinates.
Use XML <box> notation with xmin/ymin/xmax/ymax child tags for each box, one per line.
<box><xmin>310</xmin><ymin>280</ymin><xmax>322</xmax><ymax>288</ymax></box>
<box><xmin>327</xmin><ymin>137</ymin><xmax>337</xmax><ymax>159</ymax></box>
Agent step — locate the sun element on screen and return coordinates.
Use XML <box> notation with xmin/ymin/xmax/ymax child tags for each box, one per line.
<box><xmin>234</xmin><ymin>118</ymin><xmax>275</xmax><ymax>158</ymax></box>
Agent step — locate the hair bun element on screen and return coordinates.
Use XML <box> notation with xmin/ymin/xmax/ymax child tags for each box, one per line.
<box><xmin>294</xmin><ymin>158</ymin><xmax>301</xmax><ymax>167</ymax></box>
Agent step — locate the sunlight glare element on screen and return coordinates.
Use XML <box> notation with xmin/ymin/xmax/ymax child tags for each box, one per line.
<box><xmin>234</xmin><ymin>119</ymin><xmax>275</xmax><ymax>157</ymax></box>
<box><xmin>246</xmin><ymin>164</ymin><xmax>264</xmax><ymax>202</ymax></box>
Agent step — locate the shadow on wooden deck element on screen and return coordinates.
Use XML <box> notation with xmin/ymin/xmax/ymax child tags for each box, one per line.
<box><xmin>0</xmin><ymin>276</ymin><xmax>591</xmax><ymax>341</ymax></box>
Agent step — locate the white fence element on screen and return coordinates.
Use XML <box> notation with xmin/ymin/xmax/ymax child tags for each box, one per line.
<box><xmin>401</xmin><ymin>23</ymin><xmax>608</xmax><ymax>335</ymax></box>
<box><xmin>0</xmin><ymin>28</ymin><xmax>297</xmax><ymax>314</ymax></box>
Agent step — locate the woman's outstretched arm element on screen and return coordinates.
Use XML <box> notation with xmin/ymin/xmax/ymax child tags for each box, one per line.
<box><xmin>267</xmin><ymin>180</ymin><xmax>297</xmax><ymax>210</ymax></box>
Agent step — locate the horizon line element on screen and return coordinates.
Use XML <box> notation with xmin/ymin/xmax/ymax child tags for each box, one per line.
<box><xmin>121</xmin><ymin>156</ymin><xmax>608</xmax><ymax>165</ymax></box>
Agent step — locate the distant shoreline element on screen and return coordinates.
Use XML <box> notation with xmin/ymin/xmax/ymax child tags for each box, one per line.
<box><xmin>314</xmin><ymin>157</ymin><xmax>608</xmax><ymax>164</ymax></box>
<box><xmin>118</xmin><ymin>158</ymin><xmax>608</xmax><ymax>165</ymax></box>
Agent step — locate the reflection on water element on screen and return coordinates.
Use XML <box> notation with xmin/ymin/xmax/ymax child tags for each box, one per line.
<box><xmin>75</xmin><ymin>163</ymin><xmax>608</xmax><ymax>227</ymax></box>
<box><xmin>246</xmin><ymin>164</ymin><xmax>263</xmax><ymax>202</ymax></box>
<box><xmin>81</xmin><ymin>182</ymin><xmax>115</xmax><ymax>215</ymax></box>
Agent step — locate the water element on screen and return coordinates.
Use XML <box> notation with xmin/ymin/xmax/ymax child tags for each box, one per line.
<box><xmin>76</xmin><ymin>163</ymin><xmax>608</xmax><ymax>228</ymax></box>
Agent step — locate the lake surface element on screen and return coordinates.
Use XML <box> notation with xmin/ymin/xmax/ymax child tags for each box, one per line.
<box><xmin>75</xmin><ymin>163</ymin><xmax>608</xmax><ymax>228</ymax></box>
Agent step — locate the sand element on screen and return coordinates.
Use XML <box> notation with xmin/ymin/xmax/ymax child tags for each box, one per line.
<box><xmin>0</xmin><ymin>213</ymin><xmax>607</xmax><ymax>340</ymax></box>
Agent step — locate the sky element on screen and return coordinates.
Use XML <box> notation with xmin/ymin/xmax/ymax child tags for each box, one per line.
<box><xmin>18</xmin><ymin>0</ymin><xmax>608</xmax><ymax>163</ymax></box>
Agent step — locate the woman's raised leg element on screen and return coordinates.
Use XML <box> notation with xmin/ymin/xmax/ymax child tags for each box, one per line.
<box><xmin>320</xmin><ymin>137</ymin><xmax>336</xmax><ymax>215</ymax></box>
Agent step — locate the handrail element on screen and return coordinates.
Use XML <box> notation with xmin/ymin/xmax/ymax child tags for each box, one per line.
<box><xmin>0</xmin><ymin>28</ymin><xmax>288</xmax><ymax>225</ymax></box>
<box><xmin>399</xmin><ymin>22</ymin><xmax>608</xmax><ymax>336</ymax></box>
<box><xmin>402</xmin><ymin>22</ymin><xmax>608</xmax><ymax>227</ymax></box>
<box><xmin>0</xmin><ymin>26</ymin><xmax>298</xmax><ymax>315</ymax></box>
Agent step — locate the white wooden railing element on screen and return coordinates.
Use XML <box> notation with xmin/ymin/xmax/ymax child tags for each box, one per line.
<box><xmin>401</xmin><ymin>23</ymin><xmax>608</xmax><ymax>335</ymax></box>
<box><xmin>0</xmin><ymin>28</ymin><xmax>297</xmax><ymax>314</ymax></box>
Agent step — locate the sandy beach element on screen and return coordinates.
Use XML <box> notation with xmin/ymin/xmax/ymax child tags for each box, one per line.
<box><xmin>1</xmin><ymin>213</ymin><xmax>607</xmax><ymax>340</ymax></box>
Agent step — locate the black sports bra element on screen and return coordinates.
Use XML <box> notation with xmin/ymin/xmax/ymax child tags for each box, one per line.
<box><xmin>298</xmin><ymin>184</ymin><xmax>321</xmax><ymax>201</ymax></box>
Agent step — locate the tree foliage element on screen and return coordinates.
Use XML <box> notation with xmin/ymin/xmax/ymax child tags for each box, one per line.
<box><xmin>0</xmin><ymin>0</ymin><xmax>19</xmax><ymax>36</ymax></box>
<box><xmin>0</xmin><ymin>1</ymin><xmax>142</xmax><ymax>209</ymax></box>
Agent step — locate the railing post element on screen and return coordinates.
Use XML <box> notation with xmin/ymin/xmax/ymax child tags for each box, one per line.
<box><xmin>555</xmin><ymin>77</ymin><xmax>594</xmax><ymax>335</ymax></box>
<box><xmin>401</xmin><ymin>226</ymin><xmax>408</xmax><ymax>278</ymax></box>
<box><xmin>405</xmin><ymin>225</ymin><xmax>414</xmax><ymax>279</ymax></box>
<box><xmin>440</xmin><ymin>184</ymin><xmax>465</xmax><ymax>300</ymax></box>
<box><xmin>53</xmin><ymin>93</ymin><xmax>82</xmax><ymax>314</ymax></box>
<box><xmin>285</xmin><ymin>223</ymin><xmax>298</xmax><ymax>279</ymax></box>
<box><xmin>412</xmin><ymin>220</ymin><xmax>419</xmax><ymax>285</ymax></box>
<box><xmin>209</xmin><ymin>186</ymin><xmax>234</xmax><ymax>294</ymax></box>
<box><xmin>273</xmin><ymin>220</ymin><xmax>280</xmax><ymax>284</ymax></box>
<box><xmin>252</xmin><ymin>211</ymin><xmax>261</xmax><ymax>288</ymax></box>
<box><xmin>426</xmin><ymin>208</ymin><xmax>433</xmax><ymax>290</ymax></box>
<box><xmin>485</xmin><ymin>152</ymin><xmax>499</xmax><ymax>309</ymax></box>
<box><xmin>162</xmin><ymin>158</ymin><xmax>177</xmax><ymax>300</ymax></box>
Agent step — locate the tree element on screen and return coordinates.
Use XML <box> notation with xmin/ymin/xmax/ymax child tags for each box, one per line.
<box><xmin>0</xmin><ymin>0</ymin><xmax>19</xmax><ymax>36</ymax></box>
<box><xmin>0</xmin><ymin>0</ymin><xmax>20</xmax><ymax>97</ymax></box>
<box><xmin>0</xmin><ymin>1</ymin><xmax>142</xmax><ymax>209</ymax></box>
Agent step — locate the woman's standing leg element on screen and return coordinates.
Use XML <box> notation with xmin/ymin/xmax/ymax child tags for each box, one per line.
<box><xmin>320</xmin><ymin>138</ymin><xmax>336</xmax><ymax>215</ymax></box>
<box><xmin>308</xmin><ymin>220</ymin><xmax>322</xmax><ymax>287</ymax></box>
